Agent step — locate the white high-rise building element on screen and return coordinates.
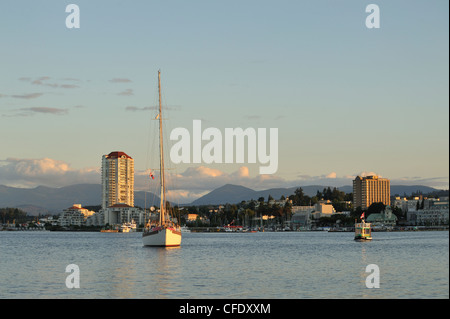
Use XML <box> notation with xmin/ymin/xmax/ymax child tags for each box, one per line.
<box><xmin>101</xmin><ymin>151</ymin><xmax>134</xmax><ymax>209</ymax></box>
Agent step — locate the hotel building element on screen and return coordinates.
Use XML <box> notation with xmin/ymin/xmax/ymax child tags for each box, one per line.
<box><xmin>101</xmin><ymin>151</ymin><xmax>135</xmax><ymax>209</ymax></box>
<box><xmin>353</xmin><ymin>175</ymin><xmax>390</xmax><ymax>209</ymax></box>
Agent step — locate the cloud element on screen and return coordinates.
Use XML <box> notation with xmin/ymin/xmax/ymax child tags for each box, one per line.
<box><xmin>62</xmin><ymin>78</ymin><xmax>81</xmax><ymax>82</ymax></box>
<box><xmin>235</xmin><ymin>166</ymin><xmax>250</xmax><ymax>178</ymax></box>
<box><xmin>2</xmin><ymin>107</ymin><xmax>69</xmax><ymax>117</ymax></box>
<box><xmin>389</xmin><ymin>176</ymin><xmax>449</xmax><ymax>189</ymax></box>
<box><xmin>109</xmin><ymin>78</ymin><xmax>132</xmax><ymax>83</ymax></box>
<box><xmin>182</xmin><ymin>166</ymin><xmax>225</xmax><ymax>178</ymax></box>
<box><xmin>126</xmin><ymin>106</ymin><xmax>156</xmax><ymax>112</ymax></box>
<box><xmin>118</xmin><ymin>89</ymin><xmax>133</xmax><ymax>96</ymax></box>
<box><xmin>359</xmin><ymin>171</ymin><xmax>379</xmax><ymax>178</ymax></box>
<box><xmin>0</xmin><ymin>158</ymin><xmax>99</xmax><ymax>188</ymax></box>
<box><xmin>245</xmin><ymin>115</ymin><xmax>261</xmax><ymax>120</ymax></box>
<box><xmin>31</xmin><ymin>76</ymin><xmax>51</xmax><ymax>85</ymax></box>
<box><xmin>19</xmin><ymin>107</ymin><xmax>69</xmax><ymax>115</ymax></box>
<box><xmin>326</xmin><ymin>172</ymin><xmax>337</xmax><ymax>179</ymax></box>
<box><xmin>125</xmin><ymin>105</ymin><xmax>181</xmax><ymax>111</ymax></box>
<box><xmin>11</xmin><ymin>93</ymin><xmax>43</xmax><ymax>99</ymax></box>
<box><xmin>60</xmin><ymin>84</ymin><xmax>80</xmax><ymax>89</ymax></box>
<box><xmin>18</xmin><ymin>76</ymin><xmax>80</xmax><ymax>89</ymax></box>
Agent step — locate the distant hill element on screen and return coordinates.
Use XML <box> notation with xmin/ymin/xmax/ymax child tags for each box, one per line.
<box><xmin>338</xmin><ymin>185</ymin><xmax>439</xmax><ymax>196</ymax></box>
<box><xmin>190</xmin><ymin>184</ymin><xmax>258</xmax><ymax>206</ymax></box>
<box><xmin>0</xmin><ymin>184</ymin><xmax>161</xmax><ymax>215</ymax></box>
<box><xmin>191</xmin><ymin>184</ymin><xmax>333</xmax><ymax>205</ymax></box>
<box><xmin>0</xmin><ymin>184</ymin><xmax>102</xmax><ymax>214</ymax></box>
<box><xmin>191</xmin><ymin>184</ymin><xmax>444</xmax><ymax>205</ymax></box>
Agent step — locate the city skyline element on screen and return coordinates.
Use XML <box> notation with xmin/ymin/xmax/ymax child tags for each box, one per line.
<box><xmin>0</xmin><ymin>1</ymin><xmax>448</xmax><ymax>203</ymax></box>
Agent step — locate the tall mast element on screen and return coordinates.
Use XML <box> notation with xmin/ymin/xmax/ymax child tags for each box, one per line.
<box><xmin>158</xmin><ymin>70</ymin><xmax>166</xmax><ymax>225</ymax></box>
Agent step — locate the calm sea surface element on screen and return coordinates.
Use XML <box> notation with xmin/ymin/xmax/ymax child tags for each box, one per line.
<box><xmin>0</xmin><ymin>230</ymin><xmax>448</xmax><ymax>299</ymax></box>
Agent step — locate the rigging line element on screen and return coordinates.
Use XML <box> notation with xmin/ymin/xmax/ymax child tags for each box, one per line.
<box><xmin>144</xmin><ymin>75</ymin><xmax>162</xmax><ymax>226</ymax></box>
<box><xmin>161</xmin><ymin>87</ymin><xmax>182</xmax><ymax>220</ymax></box>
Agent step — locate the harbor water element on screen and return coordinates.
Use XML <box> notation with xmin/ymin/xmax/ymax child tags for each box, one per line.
<box><xmin>0</xmin><ymin>230</ymin><xmax>448</xmax><ymax>299</ymax></box>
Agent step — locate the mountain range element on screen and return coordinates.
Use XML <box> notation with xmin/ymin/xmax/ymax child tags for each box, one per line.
<box><xmin>0</xmin><ymin>184</ymin><xmax>161</xmax><ymax>215</ymax></box>
<box><xmin>0</xmin><ymin>183</ymin><xmax>442</xmax><ymax>216</ymax></box>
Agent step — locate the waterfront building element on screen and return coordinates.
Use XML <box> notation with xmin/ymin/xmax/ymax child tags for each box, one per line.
<box><xmin>291</xmin><ymin>205</ymin><xmax>315</xmax><ymax>214</ymax></box>
<box><xmin>59</xmin><ymin>204</ymin><xmax>95</xmax><ymax>227</ymax></box>
<box><xmin>85</xmin><ymin>204</ymin><xmax>146</xmax><ymax>227</ymax></box>
<box><xmin>101</xmin><ymin>151</ymin><xmax>134</xmax><ymax>209</ymax></box>
<box><xmin>353</xmin><ymin>175</ymin><xmax>390</xmax><ymax>209</ymax></box>
<box><xmin>311</xmin><ymin>201</ymin><xmax>336</xmax><ymax>219</ymax></box>
<box><xmin>291</xmin><ymin>212</ymin><xmax>311</xmax><ymax>229</ymax></box>
<box><xmin>366</xmin><ymin>206</ymin><xmax>397</xmax><ymax>227</ymax></box>
<box><xmin>38</xmin><ymin>216</ymin><xmax>58</xmax><ymax>226</ymax></box>
<box><xmin>102</xmin><ymin>203</ymin><xmax>145</xmax><ymax>226</ymax></box>
<box><xmin>407</xmin><ymin>201</ymin><xmax>449</xmax><ymax>226</ymax></box>
<box><xmin>85</xmin><ymin>210</ymin><xmax>105</xmax><ymax>227</ymax></box>
<box><xmin>186</xmin><ymin>213</ymin><xmax>199</xmax><ymax>222</ymax></box>
<box><xmin>291</xmin><ymin>202</ymin><xmax>336</xmax><ymax>229</ymax></box>
<box><xmin>393</xmin><ymin>197</ymin><xmax>420</xmax><ymax>212</ymax></box>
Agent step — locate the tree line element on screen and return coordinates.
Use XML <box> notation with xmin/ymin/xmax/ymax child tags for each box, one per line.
<box><xmin>181</xmin><ymin>187</ymin><xmax>355</xmax><ymax>227</ymax></box>
<box><xmin>1</xmin><ymin>207</ymin><xmax>29</xmax><ymax>224</ymax></box>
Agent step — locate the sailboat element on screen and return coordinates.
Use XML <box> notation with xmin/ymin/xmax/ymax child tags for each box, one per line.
<box><xmin>142</xmin><ymin>71</ymin><xmax>182</xmax><ymax>247</ymax></box>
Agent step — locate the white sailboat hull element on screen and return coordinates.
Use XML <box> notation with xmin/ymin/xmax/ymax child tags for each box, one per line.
<box><xmin>142</xmin><ymin>228</ymin><xmax>182</xmax><ymax>247</ymax></box>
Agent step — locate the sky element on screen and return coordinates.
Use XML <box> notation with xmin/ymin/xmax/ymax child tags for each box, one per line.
<box><xmin>0</xmin><ymin>1</ymin><xmax>448</xmax><ymax>203</ymax></box>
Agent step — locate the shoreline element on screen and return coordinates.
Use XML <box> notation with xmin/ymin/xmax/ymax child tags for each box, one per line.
<box><xmin>2</xmin><ymin>226</ymin><xmax>448</xmax><ymax>233</ymax></box>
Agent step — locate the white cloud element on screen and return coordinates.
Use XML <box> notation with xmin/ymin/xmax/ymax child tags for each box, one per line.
<box><xmin>325</xmin><ymin>172</ymin><xmax>337</xmax><ymax>179</ymax></box>
<box><xmin>0</xmin><ymin>158</ymin><xmax>99</xmax><ymax>188</ymax></box>
<box><xmin>359</xmin><ymin>171</ymin><xmax>379</xmax><ymax>178</ymax></box>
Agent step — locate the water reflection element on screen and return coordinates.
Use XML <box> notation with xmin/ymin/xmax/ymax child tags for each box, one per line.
<box><xmin>109</xmin><ymin>251</ymin><xmax>138</xmax><ymax>298</ymax></box>
<box><xmin>140</xmin><ymin>245</ymin><xmax>182</xmax><ymax>298</ymax></box>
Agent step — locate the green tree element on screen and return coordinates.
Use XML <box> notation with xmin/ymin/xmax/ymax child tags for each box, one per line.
<box><xmin>367</xmin><ymin>202</ymin><xmax>386</xmax><ymax>217</ymax></box>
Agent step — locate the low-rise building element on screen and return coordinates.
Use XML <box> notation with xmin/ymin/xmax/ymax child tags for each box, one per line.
<box><xmin>366</xmin><ymin>206</ymin><xmax>398</xmax><ymax>227</ymax></box>
<box><xmin>85</xmin><ymin>204</ymin><xmax>145</xmax><ymax>226</ymax></box>
<box><xmin>311</xmin><ymin>201</ymin><xmax>336</xmax><ymax>219</ymax></box>
<box><xmin>103</xmin><ymin>204</ymin><xmax>145</xmax><ymax>226</ymax></box>
<box><xmin>407</xmin><ymin>205</ymin><xmax>449</xmax><ymax>226</ymax></box>
<box><xmin>59</xmin><ymin>204</ymin><xmax>95</xmax><ymax>227</ymax></box>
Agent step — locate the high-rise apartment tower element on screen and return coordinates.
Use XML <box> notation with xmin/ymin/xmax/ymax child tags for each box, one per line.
<box><xmin>353</xmin><ymin>175</ymin><xmax>390</xmax><ymax>209</ymax></box>
<box><xmin>101</xmin><ymin>151</ymin><xmax>134</xmax><ymax>209</ymax></box>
